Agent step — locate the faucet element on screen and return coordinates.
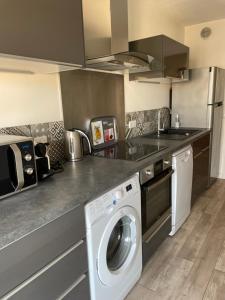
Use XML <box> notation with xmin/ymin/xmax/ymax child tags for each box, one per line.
<box><xmin>157</xmin><ymin>109</ymin><xmax>165</xmax><ymax>137</ymax></box>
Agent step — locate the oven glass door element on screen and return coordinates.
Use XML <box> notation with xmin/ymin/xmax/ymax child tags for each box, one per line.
<box><xmin>0</xmin><ymin>145</ymin><xmax>18</xmax><ymax>197</ymax></box>
<box><xmin>142</xmin><ymin>168</ymin><xmax>172</xmax><ymax>237</ymax></box>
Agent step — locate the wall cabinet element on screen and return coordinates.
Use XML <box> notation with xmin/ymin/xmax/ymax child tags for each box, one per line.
<box><xmin>0</xmin><ymin>0</ymin><xmax>85</xmax><ymax>66</ymax></box>
<box><xmin>129</xmin><ymin>35</ymin><xmax>189</xmax><ymax>80</ymax></box>
<box><xmin>191</xmin><ymin>133</ymin><xmax>211</xmax><ymax>206</ymax></box>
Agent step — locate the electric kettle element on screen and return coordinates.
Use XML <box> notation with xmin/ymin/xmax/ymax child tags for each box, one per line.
<box><xmin>65</xmin><ymin>129</ymin><xmax>92</xmax><ymax>162</ymax></box>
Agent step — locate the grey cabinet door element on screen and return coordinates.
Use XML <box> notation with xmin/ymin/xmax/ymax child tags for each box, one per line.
<box><xmin>62</xmin><ymin>275</ymin><xmax>90</xmax><ymax>300</ymax></box>
<box><xmin>164</xmin><ymin>36</ymin><xmax>189</xmax><ymax>78</ymax></box>
<box><xmin>192</xmin><ymin>134</ymin><xmax>210</xmax><ymax>206</ymax></box>
<box><xmin>0</xmin><ymin>0</ymin><xmax>85</xmax><ymax>65</ymax></box>
<box><xmin>9</xmin><ymin>242</ymin><xmax>88</xmax><ymax>300</ymax></box>
<box><xmin>0</xmin><ymin>206</ymin><xmax>85</xmax><ymax>297</ymax></box>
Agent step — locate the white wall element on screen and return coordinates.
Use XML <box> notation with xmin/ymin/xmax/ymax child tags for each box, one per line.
<box><xmin>128</xmin><ymin>0</ymin><xmax>184</xmax><ymax>43</ymax></box>
<box><xmin>125</xmin><ymin>0</ymin><xmax>184</xmax><ymax>113</ymax></box>
<box><xmin>185</xmin><ymin>19</ymin><xmax>225</xmax><ymax>178</ymax></box>
<box><xmin>185</xmin><ymin>19</ymin><xmax>225</xmax><ymax>69</ymax></box>
<box><xmin>124</xmin><ymin>74</ymin><xmax>170</xmax><ymax>112</ymax></box>
<box><xmin>0</xmin><ymin>72</ymin><xmax>63</xmax><ymax>128</ymax></box>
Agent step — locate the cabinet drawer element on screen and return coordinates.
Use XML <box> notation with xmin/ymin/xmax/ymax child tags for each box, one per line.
<box><xmin>61</xmin><ymin>275</ymin><xmax>90</xmax><ymax>300</ymax></box>
<box><xmin>192</xmin><ymin>133</ymin><xmax>210</xmax><ymax>157</ymax></box>
<box><xmin>7</xmin><ymin>241</ymin><xmax>87</xmax><ymax>300</ymax></box>
<box><xmin>0</xmin><ymin>206</ymin><xmax>85</xmax><ymax>298</ymax></box>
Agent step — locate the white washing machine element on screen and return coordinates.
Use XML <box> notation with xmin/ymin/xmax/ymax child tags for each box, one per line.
<box><xmin>85</xmin><ymin>173</ymin><xmax>142</xmax><ymax>300</ymax></box>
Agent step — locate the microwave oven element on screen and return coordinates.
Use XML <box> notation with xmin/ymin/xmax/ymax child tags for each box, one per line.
<box><xmin>0</xmin><ymin>135</ymin><xmax>37</xmax><ymax>200</ymax></box>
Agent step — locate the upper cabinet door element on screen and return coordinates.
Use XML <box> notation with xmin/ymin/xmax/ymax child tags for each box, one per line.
<box><xmin>0</xmin><ymin>0</ymin><xmax>85</xmax><ymax>66</ymax></box>
<box><xmin>163</xmin><ymin>36</ymin><xmax>189</xmax><ymax>78</ymax></box>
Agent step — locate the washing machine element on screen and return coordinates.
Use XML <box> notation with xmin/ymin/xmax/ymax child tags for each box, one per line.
<box><xmin>85</xmin><ymin>173</ymin><xmax>142</xmax><ymax>300</ymax></box>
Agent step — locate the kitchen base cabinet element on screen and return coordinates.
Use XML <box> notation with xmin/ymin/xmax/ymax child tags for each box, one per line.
<box><xmin>5</xmin><ymin>241</ymin><xmax>89</xmax><ymax>300</ymax></box>
<box><xmin>62</xmin><ymin>275</ymin><xmax>90</xmax><ymax>300</ymax></box>
<box><xmin>192</xmin><ymin>133</ymin><xmax>211</xmax><ymax>206</ymax></box>
<box><xmin>0</xmin><ymin>206</ymin><xmax>85</xmax><ymax>297</ymax></box>
<box><xmin>1</xmin><ymin>206</ymin><xmax>90</xmax><ymax>300</ymax></box>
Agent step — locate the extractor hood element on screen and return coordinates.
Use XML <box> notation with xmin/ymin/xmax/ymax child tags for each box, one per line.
<box><xmin>83</xmin><ymin>0</ymin><xmax>158</xmax><ymax>73</ymax></box>
<box><xmin>82</xmin><ymin>1</ymin><xmax>188</xmax><ymax>80</ymax></box>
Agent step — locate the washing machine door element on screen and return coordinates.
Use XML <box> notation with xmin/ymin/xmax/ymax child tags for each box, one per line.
<box><xmin>97</xmin><ymin>206</ymin><xmax>141</xmax><ymax>287</ymax></box>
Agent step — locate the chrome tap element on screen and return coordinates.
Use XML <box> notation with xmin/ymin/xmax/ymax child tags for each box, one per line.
<box><xmin>157</xmin><ymin>109</ymin><xmax>165</xmax><ymax>137</ymax></box>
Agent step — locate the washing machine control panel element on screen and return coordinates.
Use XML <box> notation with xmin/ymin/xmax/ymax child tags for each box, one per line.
<box><xmin>85</xmin><ymin>174</ymin><xmax>140</xmax><ymax>226</ymax></box>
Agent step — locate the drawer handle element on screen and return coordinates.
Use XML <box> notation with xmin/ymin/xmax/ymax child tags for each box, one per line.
<box><xmin>57</xmin><ymin>274</ymin><xmax>87</xmax><ymax>300</ymax></box>
<box><xmin>201</xmin><ymin>146</ymin><xmax>210</xmax><ymax>153</ymax></box>
<box><xmin>194</xmin><ymin>146</ymin><xmax>209</xmax><ymax>159</ymax></box>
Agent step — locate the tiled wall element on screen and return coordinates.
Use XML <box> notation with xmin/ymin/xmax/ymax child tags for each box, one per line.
<box><xmin>125</xmin><ymin>107</ymin><xmax>170</xmax><ymax>138</ymax></box>
<box><xmin>0</xmin><ymin>121</ymin><xmax>65</xmax><ymax>164</ymax></box>
<box><xmin>0</xmin><ymin>108</ymin><xmax>170</xmax><ymax>163</ymax></box>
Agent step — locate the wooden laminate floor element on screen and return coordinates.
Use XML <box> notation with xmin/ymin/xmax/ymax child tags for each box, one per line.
<box><xmin>126</xmin><ymin>179</ymin><xmax>225</xmax><ymax>300</ymax></box>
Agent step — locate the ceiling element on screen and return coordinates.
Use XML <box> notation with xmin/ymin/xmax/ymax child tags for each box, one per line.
<box><xmin>156</xmin><ymin>0</ymin><xmax>225</xmax><ymax>26</ymax></box>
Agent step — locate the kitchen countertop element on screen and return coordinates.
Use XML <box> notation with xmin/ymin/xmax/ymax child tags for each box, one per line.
<box><xmin>0</xmin><ymin>129</ymin><xmax>210</xmax><ymax>251</ymax></box>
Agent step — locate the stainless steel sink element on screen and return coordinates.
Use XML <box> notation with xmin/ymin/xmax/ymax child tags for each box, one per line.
<box><xmin>144</xmin><ymin>128</ymin><xmax>201</xmax><ymax>140</ymax></box>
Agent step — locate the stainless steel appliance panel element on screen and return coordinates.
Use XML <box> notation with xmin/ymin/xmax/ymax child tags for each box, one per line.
<box><xmin>60</xmin><ymin>70</ymin><xmax>125</xmax><ymax>140</ymax></box>
<box><xmin>214</xmin><ymin>68</ymin><xmax>225</xmax><ymax>103</ymax></box>
<box><xmin>82</xmin><ymin>0</ymin><xmax>128</xmax><ymax>59</ymax></box>
<box><xmin>211</xmin><ymin>103</ymin><xmax>223</xmax><ymax>178</ymax></box>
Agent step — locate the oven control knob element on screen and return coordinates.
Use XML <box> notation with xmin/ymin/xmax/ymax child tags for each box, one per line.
<box><xmin>24</xmin><ymin>154</ymin><xmax>32</xmax><ymax>162</ymax></box>
<box><xmin>145</xmin><ymin>169</ymin><xmax>152</xmax><ymax>176</ymax></box>
<box><xmin>25</xmin><ymin>167</ymin><xmax>34</xmax><ymax>175</ymax></box>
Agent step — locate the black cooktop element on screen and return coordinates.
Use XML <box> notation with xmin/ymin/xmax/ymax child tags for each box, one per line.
<box><xmin>92</xmin><ymin>141</ymin><xmax>167</xmax><ymax>162</ymax></box>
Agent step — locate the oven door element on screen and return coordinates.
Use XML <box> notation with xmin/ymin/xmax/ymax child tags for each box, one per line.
<box><xmin>141</xmin><ymin>168</ymin><xmax>173</xmax><ymax>242</ymax></box>
<box><xmin>0</xmin><ymin>144</ymin><xmax>24</xmax><ymax>199</ymax></box>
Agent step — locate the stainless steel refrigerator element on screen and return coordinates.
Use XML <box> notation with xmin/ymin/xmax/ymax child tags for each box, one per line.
<box><xmin>172</xmin><ymin>67</ymin><xmax>225</xmax><ymax>181</ymax></box>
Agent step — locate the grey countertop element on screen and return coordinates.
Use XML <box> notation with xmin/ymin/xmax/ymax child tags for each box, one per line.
<box><xmin>0</xmin><ymin>129</ymin><xmax>210</xmax><ymax>251</ymax></box>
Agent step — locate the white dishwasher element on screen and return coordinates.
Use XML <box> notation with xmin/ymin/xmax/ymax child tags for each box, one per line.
<box><xmin>170</xmin><ymin>145</ymin><xmax>193</xmax><ymax>236</ymax></box>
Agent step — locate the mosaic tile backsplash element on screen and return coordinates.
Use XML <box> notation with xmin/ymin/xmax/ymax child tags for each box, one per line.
<box><xmin>0</xmin><ymin>121</ymin><xmax>65</xmax><ymax>164</ymax></box>
<box><xmin>125</xmin><ymin>107</ymin><xmax>171</xmax><ymax>138</ymax></box>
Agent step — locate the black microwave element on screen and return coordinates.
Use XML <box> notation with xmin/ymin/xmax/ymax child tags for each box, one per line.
<box><xmin>0</xmin><ymin>135</ymin><xmax>37</xmax><ymax>200</ymax></box>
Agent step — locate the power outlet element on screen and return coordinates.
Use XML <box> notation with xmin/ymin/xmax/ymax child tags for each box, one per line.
<box><xmin>128</xmin><ymin>120</ymin><xmax>137</xmax><ymax>129</ymax></box>
<box><xmin>34</xmin><ymin>136</ymin><xmax>48</xmax><ymax>144</ymax></box>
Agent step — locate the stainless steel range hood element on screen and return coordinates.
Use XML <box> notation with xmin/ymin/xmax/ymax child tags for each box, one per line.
<box><xmin>82</xmin><ymin>0</ymin><xmax>156</xmax><ymax>73</ymax></box>
<box><xmin>82</xmin><ymin>0</ymin><xmax>189</xmax><ymax>79</ymax></box>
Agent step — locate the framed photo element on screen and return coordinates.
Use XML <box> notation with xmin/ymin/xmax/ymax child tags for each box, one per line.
<box><xmin>91</xmin><ymin>120</ymin><xmax>104</xmax><ymax>146</ymax></box>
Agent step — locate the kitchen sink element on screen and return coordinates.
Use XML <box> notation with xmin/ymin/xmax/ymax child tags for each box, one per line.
<box><xmin>144</xmin><ymin>128</ymin><xmax>201</xmax><ymax>140</ymax></box>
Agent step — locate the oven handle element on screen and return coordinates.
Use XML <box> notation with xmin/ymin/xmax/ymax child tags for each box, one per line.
<box><xmin>143</xmin><ymin>213</ymin><xmax>171</xmax><ymax>244</ymax></box>
<box><xmin>145</xmin><ymin>169</ymin><xmax>174</xmax><ymax>192</ymax></box>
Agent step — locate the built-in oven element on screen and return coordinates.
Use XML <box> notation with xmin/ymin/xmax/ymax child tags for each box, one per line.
<box><xmin>140</xmin><ymin>155</ymin><xmax>173</xmax><ymax>266</ymax></box>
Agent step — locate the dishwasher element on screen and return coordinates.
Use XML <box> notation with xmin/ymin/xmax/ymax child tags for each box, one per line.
<box><xmin>170</xmin><ymin>145</ymin><xmax>193</xmax><ymax>236</ymax></box>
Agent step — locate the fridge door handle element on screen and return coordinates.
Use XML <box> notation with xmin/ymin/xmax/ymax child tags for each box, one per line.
<box><xmin>208</xmin><ymin>101</ymin><xmax>223</xmax><ymax>107</ymax></box>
